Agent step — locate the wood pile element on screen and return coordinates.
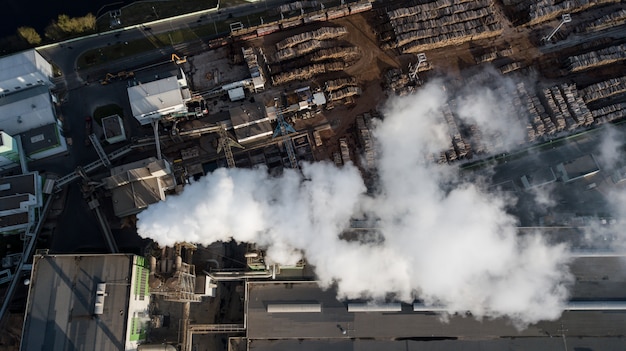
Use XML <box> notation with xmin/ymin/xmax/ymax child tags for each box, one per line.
<box><xmin>575</xmin><ymin>9</ymin><xmax>626</xmax><ymax>33</ymax></box>
<box><xmin>567</xmin><ymin>44</ymin><xmax>626</xmax><ymax>72</ymax></box>
<box><xmin>581</xmin><ymin>76</ymin><xmax>626</xmax><ymax>103</ymax></box>
<box><xmin>271</xmin><ymin>62</ymin><xmax>345</xmax><ymax>85</ymax></box>
<box><xmin>385</xmin><ymin>0</ymin><xmax>502</xmax><ymax>53</ymax></box>
<box><xmin>528</xmin><ymin>0</ymin><xmax>620</xmax><ymax>25</ymax></box>
<box><xmin>591</xmin><ymin>102</ymin><xmax>626</xmax><ymax>124</ymax></box>
<box><xmin>324</xmin><ymin>77</ymin><xmax>357</xmax><ymax>92</ymax></box>
<box><xmin>275</xmin><ymin>27</ymin><xmax>348</xmax><ymax>50</ymax></box>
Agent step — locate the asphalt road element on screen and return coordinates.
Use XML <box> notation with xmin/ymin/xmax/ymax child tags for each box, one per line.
<box><xmin>25</xmin><ymin>0</ymin><xmax>299</xmax><ymax>253</ymax></box>
<box><xmin>37</xmin><ymin>0</ymin><xmax>300</xmax><ymax>91</ymax></box>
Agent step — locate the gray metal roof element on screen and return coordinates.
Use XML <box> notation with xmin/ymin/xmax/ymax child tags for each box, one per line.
<box><xmin>248</xmin><ymin>337</ymin><xmax>626</xmax><ymax>351</ymax></box>
<box><xmin>21</xmin><ymin>254</ymin><xmax>135</xmax><ymax>351</ymax></box>
<box><xmin>246</xmin><ymin>268</ymin><xmax>626</xmax><ymax>341</ymax></box>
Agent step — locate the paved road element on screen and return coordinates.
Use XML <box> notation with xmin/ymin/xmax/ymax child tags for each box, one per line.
<box><xmin>540</xmin><ymin>24</ymin><xmax>626</xmax><ymax>54</ymax></box>
<box><xmin>24</xmin><ymin>0</ymin><xmax>296</xmax><ymax>254</ymax></box>
<box><xmin>37</xmin><ymin>0</ymin><xmax>302</xmax><ymax>91</ymax></box>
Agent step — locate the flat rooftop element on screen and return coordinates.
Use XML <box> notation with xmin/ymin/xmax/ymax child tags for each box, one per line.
<box><xmin>102</xmin><ymin>114</ymin><xmax>124</xmax><ymax>139</ymax></box>
<box><xmin>0</xmin><ymin>50</ymin><xmax>51</xmax><ymax>94</ymax></box>
<box><xmin>234</xmin><ymin>120</ymin><xmax>274</xmax><ymax>144</ymax></box>
<box><xmin>246</xmin><ymin>254</ymin><xmax>626</xmax><ymax>340</ymax></box>
<box><xmin>248</xmin><ymin>337</ymin><xmax>626</xmax><ymax>351</ymax></box>
<box><xmin>556</xmin><ymin>154</ymin><xmax>600</xmax><ymax>182</ymax></box>
<box><xmin>127</xmin><ymin>76</ymin><xmax>184</xmax><ymax>120</ymax></box>
<box><xmin>0</xmin><ymin>172</ymin><xmax>37</xmax><ymax>198</ymax></box>
<box><xmin>21</xmin><ymin>254</ymin><xmax>135</xmax><ymax>351</ymax></box>
<box><xmin>0</xmin><ymin>85</ymin><xmax>55</xmax><ymax>135</ymax></box>
<box><xmin>105</xmin><ymin>158</ymin><xmax>175</xmax><ymax>217</ymax></box>
<box><xmin>229</xmin><ymin>103</ymin><xmax>268</xmax><ymax>129</ymax></box>
<box><xmin>521</xmin><ymin>167</ymin><xmax>556</xmax><ymax>189</ymax></box>
<box><xmin>19</xmin><ymin>123</ymin><xmax>62</xmax><ymax>156</ymax></box>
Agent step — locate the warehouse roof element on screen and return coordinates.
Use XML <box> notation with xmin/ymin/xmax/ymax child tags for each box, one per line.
<box><xmin>104</xmin><ymin>157</ymin><xmax>176</xmax><ymax>217</ymax></box>
<box><xmin>248</xmin><ymin>337</ymin><xmax>626</xmax><ymax>351</ymax></box>
<box><xmin>21</xmin><ymin>254</ymin><xmax>135</xmax><ymax>351</ymax></box>
<box><xmin>556</xmin><ymin>154</ymin><xmax>600</xmax><ymax>182</ymax></box>
<box><xmin>246</xmin><ymin>256</ymin><xmax>626</xmax><ymax>341</ymax></box>
<box><xmin>0</xmin><ymin>85</ymin><xmax>56</xmax><ymax>135</ymax></box>
<box><xmin>0</xmin><ymin>50</ymin><xmax>52</xmax><ymax>94</ymax></box>
<box><xmin>127</xmin><ymin>77</ymin><xmax>187</xmax><ymax>124</ymax></box>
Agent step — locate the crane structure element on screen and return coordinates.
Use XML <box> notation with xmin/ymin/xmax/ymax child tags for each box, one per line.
<box><xmin>216</xmin><ymin>125</ymin><xmax>243</xmax><ymax>168</ymax></box>
<box><xmin>88</xmin><ymin>134</ymin><xmax>111</xmax><ymax>167</ymax></box>
<box><xmin>408</xmin><ymin>53</ymin><xmax>427</xmax><ymax>81</ymax></box>
<box><xmin>543</xmin><ymin>14</ymin><xmax>572</xmax><ymax>42</ymax></box>
<box><xmin>273</xmin><ymin>107</ymin><xmax>298</xmax><ymax>169</ymax></box>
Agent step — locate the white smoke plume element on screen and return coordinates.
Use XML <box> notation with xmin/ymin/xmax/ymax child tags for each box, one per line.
<box><xmin>455</xmin><ymin>68</ymin><xmax>527</xmax><ymax>152</ymax></box>
<box><xmin>138</xmin><ymin>75</ymin><xmax>573</xmax><ymax>327</ymax></box>
<box><xmin>584</xmin><ymin>125</ymin><xmax>626</xmax><ymax>250</ymax></box>
<box><xmin>596</xmin><ymin>125</ymin><xmax>624</xmax><ymax>170</ymax></box>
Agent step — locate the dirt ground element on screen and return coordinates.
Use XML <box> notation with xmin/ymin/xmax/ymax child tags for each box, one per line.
<box><xmin>186</xmin><ymin>46</ymin><xmax>249</xmax><ymax>92</ymax></box>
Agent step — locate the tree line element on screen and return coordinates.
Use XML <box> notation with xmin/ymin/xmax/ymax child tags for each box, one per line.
<box><xmin>16</xmin><ymin>13</ymin><xmax>97</xmax><ymax>45</ymax></box>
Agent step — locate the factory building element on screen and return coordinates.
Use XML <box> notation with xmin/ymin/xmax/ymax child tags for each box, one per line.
<box><xmin>0</xmin><ymin>50</ymin><xmax>67</xmax><ymax>161</ymax></box>
<box><xmin>0</xmin><ymin>172</ymin><xmax>42</xmax><ymax>234</ymax></box>
<box><xmin>229</xmin><ymin>103</ymin><xmax>275</xmax><ymax>144</ymax></box>
<box><xmin>0</xmin><ymin>49</ymin><xmax>54</xmax><ymax>93</ymax></box>
<box><xmin>555</xmin><ymin>154</ymin><xmax>600</xmax><ymax>182</ymax></box>
<box><xmin>241</xmin><ymin>254</ymin><xmax>626</xmax><ymax>349</ymax></box>
<box><xmin>127</xmin><ymin>69</ymin><xmax>191</xmax><ymax>125</ymax></box>
<box><xmin>102</xmin><ymin>114</ymin><xmax>127</xmax><ymax>144</ymax></box>
<box><xmin>0</xmin><ymin>131</ymin><xmax>20</xmax><ymax>170</ymax></box>
<box><xmin>102</xmin><ymin>157</ymin><xmax>176</xmax><ymax>217</ymax></box>
<box><xmin>20</xmin><ymin>254</ymin><xmax>152</xmax><ymax>351</ymax></box>
<box><xmin>520</xmin><ymin>167</ymin><xmax>557</xmax><ymax>189</ymax></box>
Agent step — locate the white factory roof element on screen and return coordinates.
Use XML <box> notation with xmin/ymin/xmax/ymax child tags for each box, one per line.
<box><xmin>0</xmin><ymin>50</ymin><xmax>53</xmax><ymax>94</ymax></box>
<box><xmin>127</xmin><ymin>77</ymin><xmax>187</xmax><ymax>125</ymax></box>
<box><xmin>0</xmin><ymin>85</ymin><xmax>56</xmax><ymax>135</ymax></box>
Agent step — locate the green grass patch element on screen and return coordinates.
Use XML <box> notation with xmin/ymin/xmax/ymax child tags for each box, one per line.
<box><xmin>77</xmin><ymin>38</ymin><xmax>159</xmax><ymax>69</ymax></box>
<box><xmin>80</xmin><ymin>9</ymin><xmax>271</xmax><ymax>69</ymax></box>
<box><xmin>93</xmin><ymin>104</ymin><xmax>124</xmax><ymax>126</ymax></box>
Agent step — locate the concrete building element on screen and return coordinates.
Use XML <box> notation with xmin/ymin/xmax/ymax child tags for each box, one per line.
<box><xmin>230</xmin><ymin>103</ymin><xmax>275</xmax><ymax>144</ymax></box>
<box><xmin>555</xmin><ymin>154</ymin><xmax>600</xmax><ymax>182</ymax></box>
<box><xmin>103</xmin><ymin>157</ymin><xmax>176</xmax><ymax>217</ymax></box>
<box><xmin>0</xmin><ymin>49</ymin><xmax>54</xmax><ymax>94</ymax></box>
<box><xmin>520</xmin><ymin>167</ymin><xmax>557</xmax><ymax>189</ymax></box>
<box><xmin>127</xmin><ymin>70</ymin><xmax>191</xmax><ymax>125</ymax></box>
<box><xmin>242</xmin><ymin>255</ymin><xmax>626</xmax><ymax>349</ymax></box>
<box><xmin>0</xmin><ymin>50</ymin><xmax>67</xmax><ymax>161</ymax></box>
<box><xmin>102</xmin><ymin>114</ymin><xmax>127</xmax><ymax>144</ymax></box>
<box><xmin>0</xmin><ymin>131</ymin><xmax>20</xmax><ymax>169</ymax></box>
<box><xmin>0</xmin><ymin>172</ymin><xmax>42</xmax><ymax>234</ymax></box>
<box><xmin>20</xmin><ymin>254</ymin><xmax>152</xmax><ymax>351</ymax></box>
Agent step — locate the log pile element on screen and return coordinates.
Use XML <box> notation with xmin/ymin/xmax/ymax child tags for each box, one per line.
<box><xmin>567</xmin><ymin>44</ymin><xmax>626</xmax><ymax>72</ymax></box>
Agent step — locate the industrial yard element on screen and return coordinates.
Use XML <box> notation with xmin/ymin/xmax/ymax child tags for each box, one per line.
<box><xmin>2</xmin><ymin>0</ymin><xmax>626</xmax><ymax>350</ymax></box>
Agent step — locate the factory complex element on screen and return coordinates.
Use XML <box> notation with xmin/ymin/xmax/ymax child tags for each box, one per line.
<box><xmin>1</xmin><ymin>0</ymin><xmax>626</xmax><ymax>350</ymax></box>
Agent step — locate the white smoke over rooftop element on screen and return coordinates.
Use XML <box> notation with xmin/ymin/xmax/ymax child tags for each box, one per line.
<box><xmin>584</xmin><ymin>126</ymin><xmax>626</xmax><ymax>250</ymax></box>
<box><xmin>138</xmin><ymin>74</ymin><xmax>573</xmax><ymax>327</ymax></box>
<box><xmin>454</xmin><ymin>68</ymin><xmax>528</xmax><ymax>153</ymax></box>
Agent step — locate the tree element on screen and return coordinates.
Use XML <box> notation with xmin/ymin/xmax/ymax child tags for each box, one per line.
<box><xmin>17</xmin><ymin>26</ymin><xmax>42</xmax><ymax>45</ymax></box>
<box><xmin>45</xmin><ymin>13</ymin><xmax>96</xmax><ymax>40</ymax></box>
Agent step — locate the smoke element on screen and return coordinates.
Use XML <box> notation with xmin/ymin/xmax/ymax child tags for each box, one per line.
<box><xmin>583</xmin><ymin>126</ymin><xmax>626</xmax><ymax>249</ymax></box>
<box><xmin>596</xmin><ymin>125</ymin><xmax>624</xmax><ymax>170</ymax></box>
<box><xmin>455</xmin><ymin>68</ymin><xmax>527</xmax><ymax>152</ymax></box>
<box><xmin>138</xmin><ymin>74</ymin><xmax>574</xmax><ymax>327</ymax></box>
